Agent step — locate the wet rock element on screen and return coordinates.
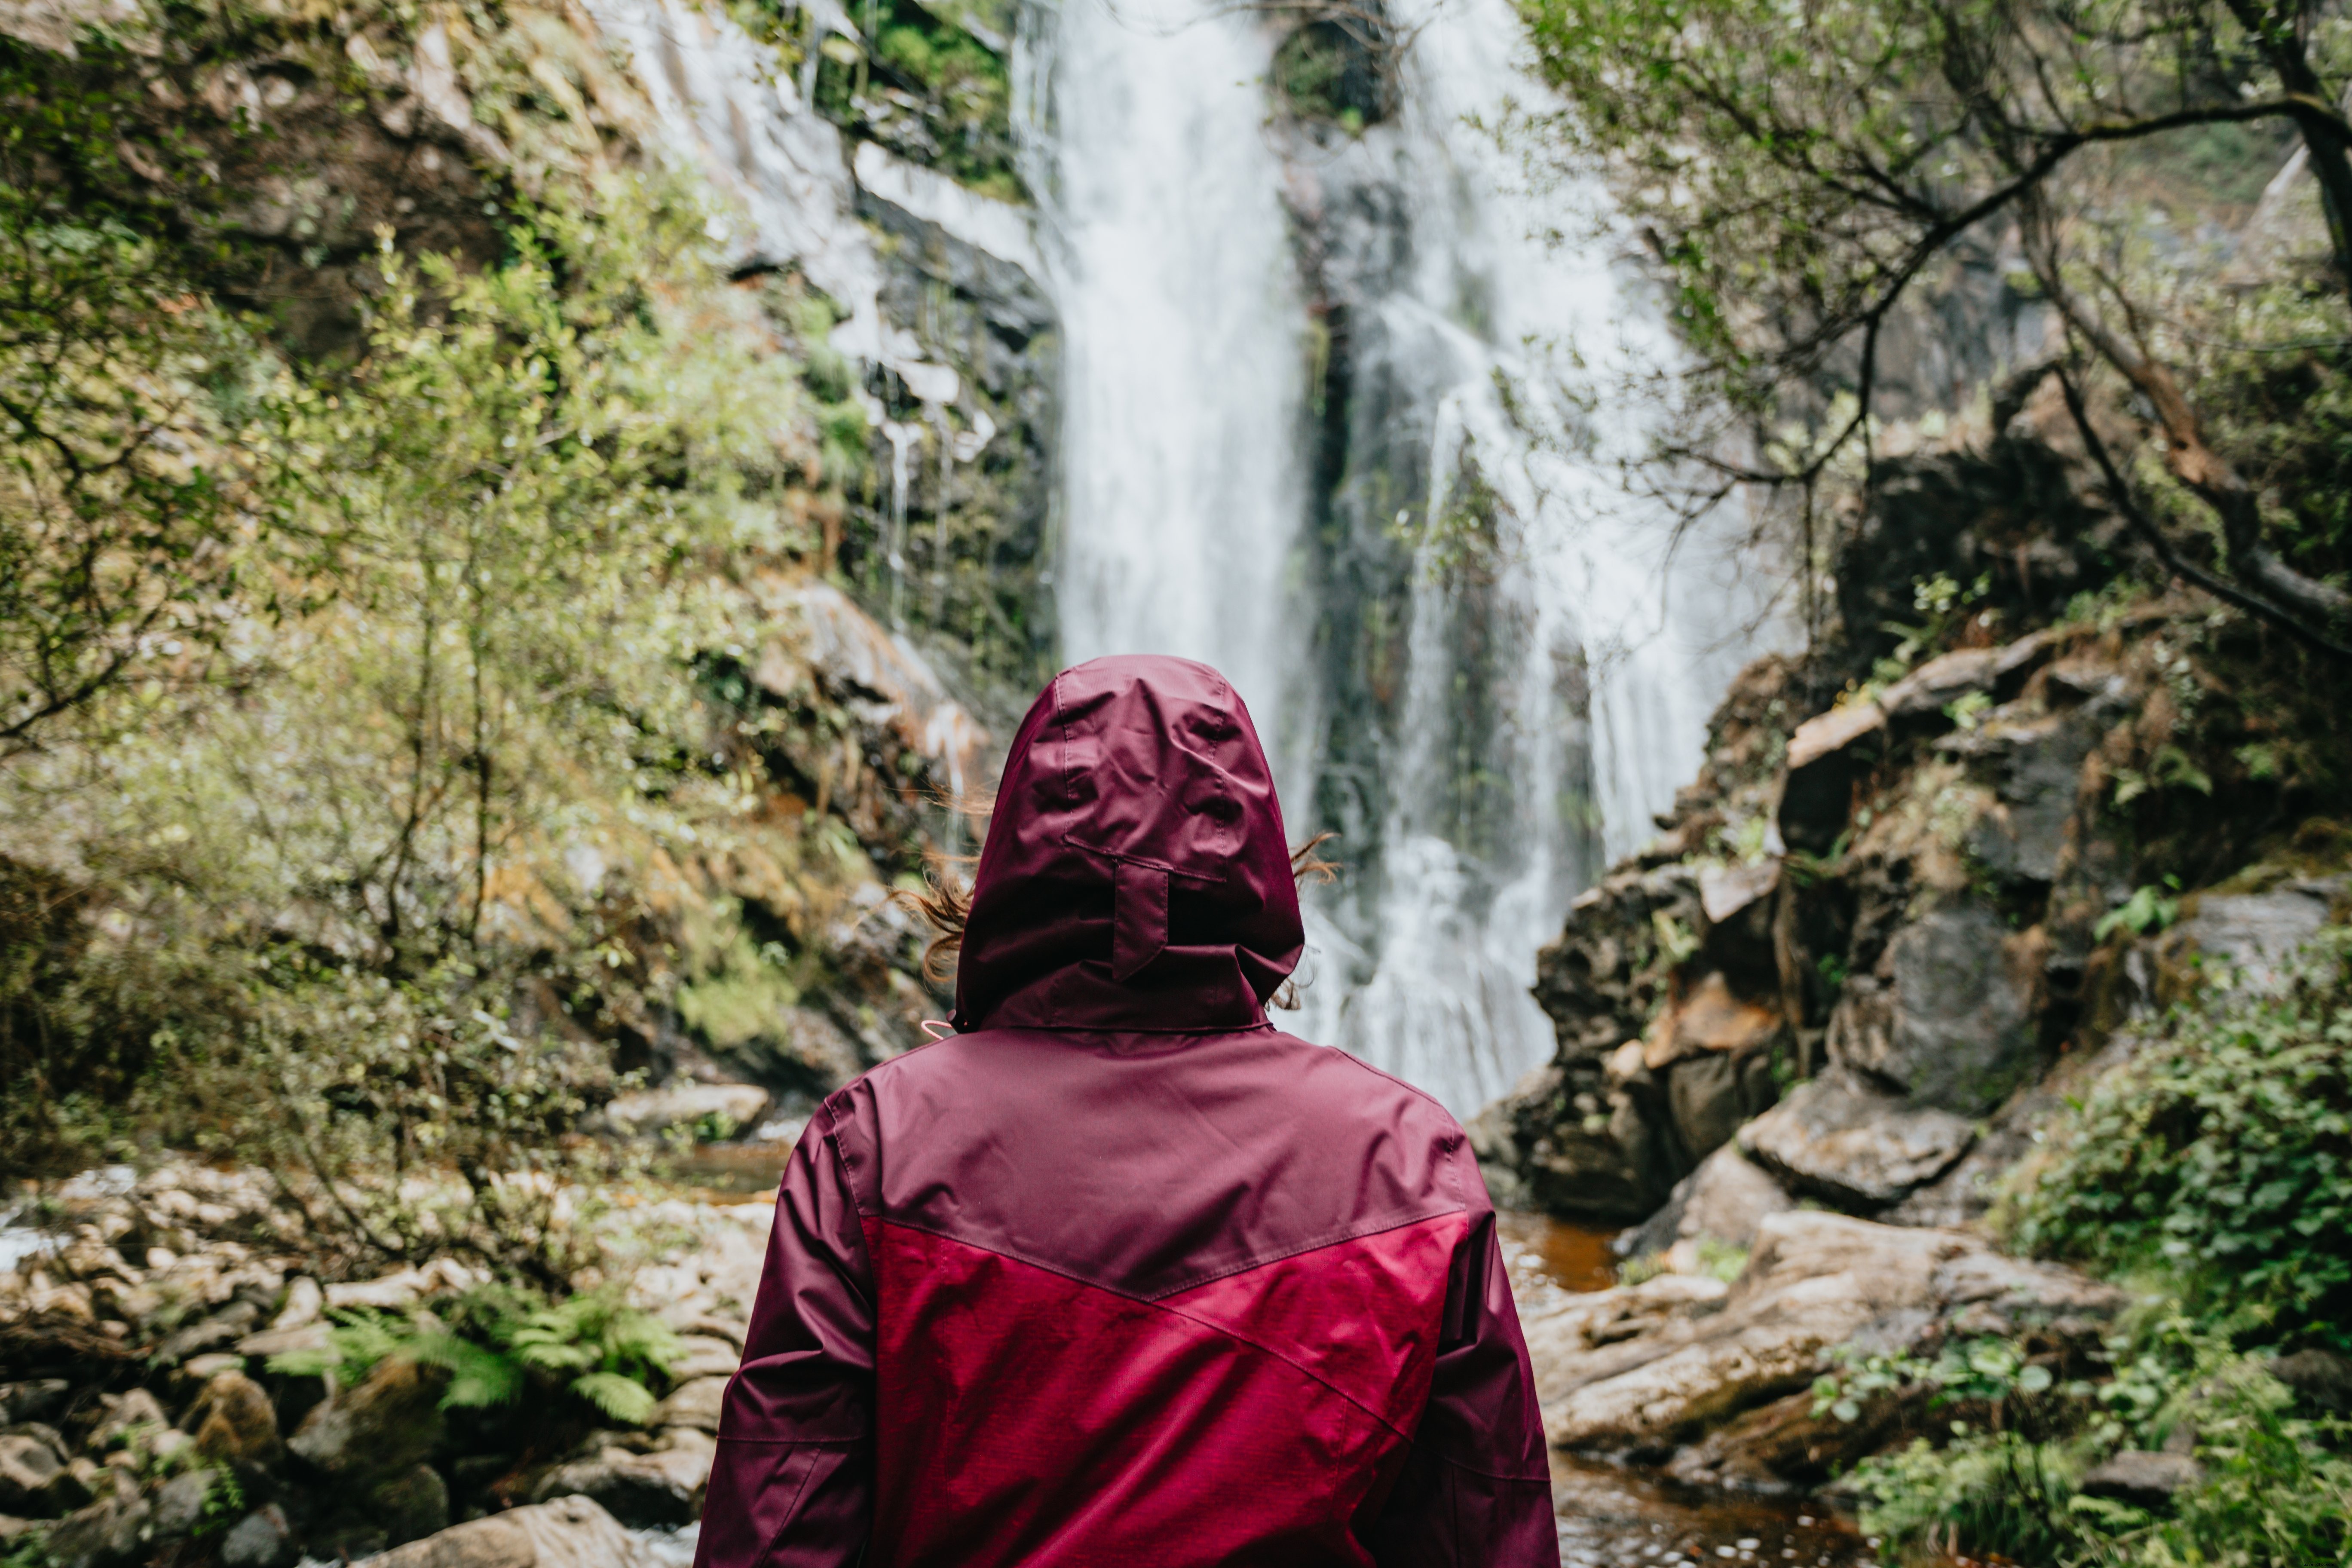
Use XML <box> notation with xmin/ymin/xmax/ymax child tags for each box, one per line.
<box><xmin>1778</xmin><ymin>702</ymin><xmax>1887</xmax><ymax>856</ymax></box>
<box><xmin>0</xmin><ymin>1431</ymin><xmax>87</xmax><ymax>1517</ymax></box>
<box><xmin>188</xmin><ymin>1370</ymin><xmax>285</xmax><ymax>1468</ymax></box>
<box><xmin>86</xmin><ymin>1388</ymin><xmax>168</xmax><ymax>1452</ymax></box>
<box><xmin>154</xmin><ymin>1299</ymin><xmax>260</xmax><ymax>1363</ymax></box>
<box><xmin>2080</xmin><ymin>1449</ymin><xmax>2202</xmax><ymax>1509</ymax></box>
<box><xmin>1664</xmin><ymin>1385</ymin><xmax>1913</xmax><ymax>1494</ymax></box>
<box><xmin>150</xmin><ymin>1465</ymin><xmax>225</xmax><ymax>1540</ymax></box>
<box><xmin>359</xmin><ymin>1493</ymin><xmax>646</xmax><ymax>1568</ymax></box>
<box><xmin>1527</xmin><ymin>1211</ymin><xmax>2120</xmax><ymax>1457</ymax></box>
<box><xmin>1738</xmin><ymin>1069</ymin><xmax>1976</xmax><ymax>1209</ymax></box>
<box><xmin>1827</xmin><ymin>902</ymin><xmax>2043</xmax><ymax>1114</ymax></box>
<box><xmin>1943</xmin><ymin>706</ymin><xmax>2106</xmax><ymax>885</ymax></box>
<box><xmin>1663</xmin><ymin>1050</ymin><xmax>1780</xmax><ymax>1169</ymax></box>
<box><xmin>664</xmin><ymin>1335</ymin><xmax>741</xmax><ymax>1381</ymax></box>
<box><xmin>2159</xmin><ymin>880</ymin><xmax>2341</xmax><ymax>997</ymax></box>
<box><xmin>602</xmin><ymin>1084</ymin><xmax>770</xmax><ymax>1140</ymax></box>
<box><xmin>220</xmin><ymin>1504</ymin><xmax>298</xmax><ymax>1568</ymax></box>
<box><xmin>531</xmin><ymin>1430</ymin><xmax>713</xmax><ymax>1527</ymax></box>
<box><xmin>290</xmin><ymin>1357</ymin><xmax>444</xmax><ymax>1479</ymax></box>
<box><xmin>0</xmin><ymin>1381</ymin><xmax>70</xmax><ymax>1426</ymax></box>
<box><xmin>45</xmin><ymin>1476</ymin><xmax>148</xmax><ymax>1568</ymax></box>
<box><xmin>1618</xmin><ymin>1145</ymin><xmax>1795</xmax><ymax>1266</ymax></box>
<box><xmin>271</xmin><ymin>1277</ymin><xmax>323</xmax><ymax>1332</ymax></box>
<box><xmin>2271</xmin><ymin>1348</ymin><xmax>2352</xmax><ymax>1412</ymax></box>
<box><xmin>371</xmin><ymin>1462</ymin><xmax>452</xmax><ymax>1546</ymax></box>
<box><xmin>650</xmin><ymin>1376</ymin><xmax>727</xmax><ymax>1433</ymax></box>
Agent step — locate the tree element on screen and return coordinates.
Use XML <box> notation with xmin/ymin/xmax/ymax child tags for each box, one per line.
<box><xmin>1515</xmin><ymin>0</ymin><xmax>2352</xmax><ymax>656</ymax></box>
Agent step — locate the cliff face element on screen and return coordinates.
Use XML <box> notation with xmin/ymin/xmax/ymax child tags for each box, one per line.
<box><xmin>0</xmin><ymin>0</ymin><xmax>1062</xmax><ymax>1164</ymax></box>
<box><xmin>1474</xmin><ymin>415</ymin><xmax>2352</xmax><ymax>1230</ymax></box>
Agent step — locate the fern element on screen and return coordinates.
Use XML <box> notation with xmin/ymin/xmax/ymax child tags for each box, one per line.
<box><xmin>570</xmin><ymin>1371</ymin><xmax>660</xmax><ymax>1425</ymax></box>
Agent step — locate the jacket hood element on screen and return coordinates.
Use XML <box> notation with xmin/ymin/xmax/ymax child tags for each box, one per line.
<box><xmin>950</xmin><ymin>655</ymin><xmax>1304</xmax><ymax>1033</ymax></box>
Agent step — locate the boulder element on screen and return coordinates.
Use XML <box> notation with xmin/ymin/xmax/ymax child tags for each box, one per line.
<box><xmin>371</xmin><ymin>1463</ymin><xmax>452</xmax><ymax>1546</ymax></box>
<box><xmin>1826</xmin><ymin>902</ymin><xmax>2043</xmax><ymax>1114</ymax></box>
<box><xmin>1738</xmin><ymin>1069</ymin><xmax>1976</xmax><ymax>1209</ymax></box>
<box><xmin>154</xmin><ymin>1300</ymin><xmax>262</xmax><ymax>1364</ymax></box>
<box><xmin>0</xmin><ymin>1432</ymin><xmax>87</xmax><ymax>1517</ymax></box>
<box><xmin>664</xmin><ymin>1335</ymin><xmax>742</xmax><ymax>1381</ymax></box>
<box><xmin>1663</xmin><ymin>1050</ymin><xmax>1780</xmax><ymax>1169</ymax></box>
<box><xmin>0</xmin><ymin>1381</ymin><xmax>70</xmax><ymax>1426</ymax></box>
<box><xmin>271</xmin><ymin>1277</ymin><xmax>324</xmax><ymax>1332</ymax></box>
<box><xmin>602</xmin><ymin>1084</ymin><xmax>771</xmax><ymax>1140</ymax></box>
<box><xmin>358</xmin><ymin>1494</ymin><xmax>647</xmax><ymax>1568</ymax></box>
<box><xmin>2159</xmin><ymin>880</ymin><xmax>2341</xmax><ymax>997</ymax></box>
<box><xmin>188</xmin><ymin>1370</ymin><xmax>285</xmax><ymax>1468</ymax></box>
<box><xmin>1664</xmin><ymin>1384</ymin><xmax>1914</xmax><ymax>1494</ymax></box>
<box><xmin>220</xmin><ymin>1505</ymin><xmax>298</xmax><ymax>1568</ymax></box>
<box><xmin>1779</xmin><ymin>702</ymin><xmax>1887</xmax><ymax>856</ymax></box>
<box><xmin>290</xmin><ymin>1357</ymin><xmax>444</xmax><ymax>1479</ymax></box>
<box><xmin>86</xmin><ymin>1388</ymin><xmax>168</xmax><ymax>1452</ymax></box>
<box><xmin>650</xmin><ymin>1376</ymin><xmax>728</xmax><ymax>1433</ymax></box>
<box><xmin>1943</xmin><ymin>706</ymin><xmax>2106</xmax><ymax>884</ymax></box>
<box><xmin>150</xmin><ymin>1465</ymin><xmax>224</xmax><ymax>1540</ymax></box>
<box><xmin>2271</xmin><ymin>1348</ymin><xmax>2352</xmax><ymax>1412</ymax></box>
<box><xmin>2079</xmin><ymin>1449</ymin><xmax>2203</xmax><ymax>1509</ymax></box>
<box><xmin>44</xmin><ymin>1478</ymin><xmax>148</xmax><ymax>1568</ymax></box>
<box><xmin>1525</xmin><ymin>1211</ymin><xmax>2122</xmax><ymax>1458</ymax></box>
<box><xmin>530</xmin><ymin>1430</ymin><xmax>714</xmax><ymax>1527</ymax></box>
<box><xmin>1617</xmin><ymin>1145</ymin><xmax>1796</xmax><ymax>1266</ymax></box>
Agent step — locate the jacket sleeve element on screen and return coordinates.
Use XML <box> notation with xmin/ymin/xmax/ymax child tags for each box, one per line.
<box><xmin>1360</xmin><ymin>1204</ymin><xmax>1560</xmax><ymax>1568</ymax></box>
<box><xmin>692</xmin><ymin>1108</ymin><xmax>875</xmax><ymax>1568</ymax></box>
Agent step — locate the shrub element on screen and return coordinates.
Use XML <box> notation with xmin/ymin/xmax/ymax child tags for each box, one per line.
<box><xmin>2010</xmin><ymin>928</ymin><xmax>2352</xmax><ymax>1353</ymax></box>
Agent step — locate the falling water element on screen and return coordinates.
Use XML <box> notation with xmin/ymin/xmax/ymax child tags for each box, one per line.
<box><xmin>1025</xmin><ymin>0</ymin><xmax>1771</xmax><ymax>1114</ymax></box>
<box><xmin>1020</xmin><ymin>0</ymin><xmax>1319</xmax><ymax>787</ymax></box>
<box><xmin>597</xmin><ymin>0</ymin><xmax>1772</xmax><ymax>1118</ymax></box>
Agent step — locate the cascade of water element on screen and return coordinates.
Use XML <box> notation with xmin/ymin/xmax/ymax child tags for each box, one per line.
<box><xmin>1020</xmin><ymin>0</ymin><xmax>1318</xmax><ymax>788</ymax></box>
<box><xmin>1028</xmin><ymin>0</ymin><xmax>1772</xmax><ymax>1115</ymax></box>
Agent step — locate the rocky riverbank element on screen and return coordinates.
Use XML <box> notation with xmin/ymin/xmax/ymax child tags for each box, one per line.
<box><xmin>0</xmin><ymin>1163</ymin><xmax>771</xmax><ymax>1568</ymax></box>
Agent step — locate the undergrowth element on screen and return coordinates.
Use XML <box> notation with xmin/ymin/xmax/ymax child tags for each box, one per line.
<box><xmin>270</xmin><ymin>1283</ymin><xmax>683</xmax><ymax>1425</ymax></box>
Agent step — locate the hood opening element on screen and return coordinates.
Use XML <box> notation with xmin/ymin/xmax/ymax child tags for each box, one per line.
<box><xmin>949</xmin><ymin>655</ymin><xmax>1305</xmax><ymax>1033</ymax></box>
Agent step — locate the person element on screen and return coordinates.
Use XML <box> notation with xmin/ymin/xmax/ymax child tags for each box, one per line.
<box><xmin>692</xmin><ymin>654</ymin><xmax>1559</xmax><ymax>1568</ymax></box>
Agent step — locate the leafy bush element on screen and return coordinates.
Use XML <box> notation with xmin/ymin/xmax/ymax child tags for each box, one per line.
<box><xmin>2011</xmin><ymin>928</ymin><xmax>2352</xmax><ymax>1354</ymax></box>
<box><xmin>270</xmin><ymin>1282</ymin><xmax>683</xmax><ymax>1425</ymax></box>
<box><xmin>1838</xmin><ymin>1315</ymin><xmax>2352</xmax><ymax>1567</ymax></box>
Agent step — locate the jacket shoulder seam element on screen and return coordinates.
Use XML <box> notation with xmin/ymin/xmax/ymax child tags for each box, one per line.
<box><xmin>868</xmin><ymin>1208</ymin><xmax>1468</xmax><ymax>1304</ymax></box>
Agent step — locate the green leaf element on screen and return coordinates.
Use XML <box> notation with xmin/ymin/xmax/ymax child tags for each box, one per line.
<box><xmin>570</xmin><ymin>1371</ymin><xmax>658</xmax><ymax>1425</ymax></box>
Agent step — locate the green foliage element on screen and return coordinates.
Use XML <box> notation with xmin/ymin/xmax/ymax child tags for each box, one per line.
<box><xmin>2012</xmin><ymin>928</ymin><xmax>2352</xmax><ymax>1354</ymax></box>
<box><xmin>2095</xmin><ymin>882</ymin><xmax>2182</xmax><ymax>941</ymax></box>
<box><xmin>270</xmin><ymin>1282</ymin><xmax>681</xmax><ymax>1424</ymax></box>
<box><xmin>808</xmin><ymin>0</ymin><xmax>1023</xmax><ymax>200</ymax></box>
<box><xmin>1510</xmin><ymin>0</ymin><xmax>2352</xmax><ymax>651</ymax></box>
<box><xmin>1837</xmin><ymin>1314</ymin><xmax>2352</xmax><ymax>1566</ymax></box>
<box><xmin>0</xmin><ymin>44</ymin><xmax>272</xmax><ymax>754</ymax></box>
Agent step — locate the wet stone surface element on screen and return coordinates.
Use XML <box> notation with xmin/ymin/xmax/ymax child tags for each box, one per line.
<box><xmin>1501</xmin><ymin>1213</ymin><xmax>1902</xmax><ymax>1568</ymax></box>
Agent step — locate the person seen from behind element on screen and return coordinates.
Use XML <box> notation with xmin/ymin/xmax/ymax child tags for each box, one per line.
<box><xmin>691</xmin><ymin>654</ymin><xmax>1560</xmax><ymax>1566</ymax></box>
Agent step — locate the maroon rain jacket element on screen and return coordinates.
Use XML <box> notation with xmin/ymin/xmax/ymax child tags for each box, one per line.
<box><xmin>693</xmin><ymin>655</ymin><xmax>1558</xmax><ymax>1568</ymax></box>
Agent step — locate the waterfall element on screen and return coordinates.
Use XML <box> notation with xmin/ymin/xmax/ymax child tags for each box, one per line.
<box><xmin>597</xmin><ymin>0</ymin><xmax>1772</xmax><ymax>1118</ymax></box>
<box><xmin>1022</xmin><ymin>0</ymin><xmax>1316</xmax><ymax>788</ymax></box>
<box><xmin>1026</xmin><ymin>0</ymin><xmax>1770</xmax><ymax>1115</ymax></box>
